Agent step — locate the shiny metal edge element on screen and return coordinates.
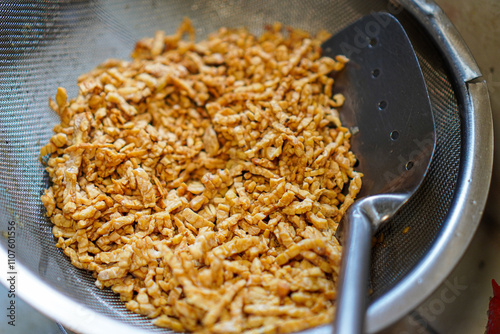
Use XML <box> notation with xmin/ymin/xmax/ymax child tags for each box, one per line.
<box><xmin>0</xmin><ymin>1</ymin><xmax>491</xmax><ymax>334</ymax></box>
<box><xmin>399</xmin><ymin>0</ymin><xmax>482</xmax><ymax>82</ymax></box>
<box><xmin>365</xmin><ymin>0</ymin><xmax>492</xmax><ymax>331</ymax></box>
<box><xmin>366</xmin><ymin>79</ymin><xmax>493</xmax><ymax>331</ymax></box>
<box><xmin>0</xmin><ymin>251</ymin><xmax>146</xmax><ymax>334</ymax></box>
<box><xmin>278</xmin><ymin>54</ymin><xmax>493</xmax><ymax>334</ymax></box>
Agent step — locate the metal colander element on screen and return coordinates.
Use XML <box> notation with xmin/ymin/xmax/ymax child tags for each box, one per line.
<box><xmin>0</xmin><ymin>0</ymin><xmax>493</xmax><ymax>333</ymax></box>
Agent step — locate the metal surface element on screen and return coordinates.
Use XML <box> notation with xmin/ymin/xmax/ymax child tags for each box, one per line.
<box><xmin>400</xmin><ymin>0</ymin><xmax>482</xmax><ymax>83</ymax></box>
<box><xmin>334</xmin><ymin>205</ymin><xmax>373</xmax><ymax>334</ymax></box>
<box><xmin>322</xmin><ymin>13</ymin><xmax>435</xmax><ymax>333</ymax></box>
<box><xmin>365</xmin><ymin>0</ymin><xmax>494</xmax><ymax>328</ymax></box>
<box><xmin>367</xmin><ymin>79</ymin><xmax>493</xmax><ymax>332</ymax></box>
<box><xmin>0</xmin><ymin>0</ymin><xmax>492</xmax><ymax>333</ymax></box>
<box><xmin>322</xmin><ymin>13</ymin><xmax>435</xmax><ymax>198</ymax></box>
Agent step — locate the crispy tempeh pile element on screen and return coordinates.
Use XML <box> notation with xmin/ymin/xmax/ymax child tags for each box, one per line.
<box><xmin>40</xmin><ymin>19</ymin><xmax>362</xmax><ymax>334</ymax></box>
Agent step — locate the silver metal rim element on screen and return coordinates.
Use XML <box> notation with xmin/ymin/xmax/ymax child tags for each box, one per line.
<box><xmin>0</xmin><ymin>257</ymin><xmax>139</xmax><ymax>334</ymax></box>
<box><xmin>366</xmin><ymin>0</ymin><xmax>493</xmax><ymax>331</ymax></box>
<box><xmin>0</xmin><ymin>1</ymin><xmax>493</xmax><ymax>333</ymax></box>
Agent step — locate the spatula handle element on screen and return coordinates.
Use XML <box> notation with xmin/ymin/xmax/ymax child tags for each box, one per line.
<box><xmin>334</xmin><ymin>207</ymin><xmax>373</xmax><ymax>334</ymax></box>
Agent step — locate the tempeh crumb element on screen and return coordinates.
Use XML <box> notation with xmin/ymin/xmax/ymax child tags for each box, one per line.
<box><xmin>40</xmin><ymin>18</ymin><xmax>362</xmax><ymax>334</ymax></box>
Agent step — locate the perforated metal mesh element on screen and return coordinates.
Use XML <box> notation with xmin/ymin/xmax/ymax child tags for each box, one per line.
<box><xmin>370</xmin><ymin>10</ymin><xmax>461</xmax><ymax>299</ymax></box>
<box><xmin>0</xmin><ymin>0</ymin><xmax>460</xmax><ymax>332</ymax></box>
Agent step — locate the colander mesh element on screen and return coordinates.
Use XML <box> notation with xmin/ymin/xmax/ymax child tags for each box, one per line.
<box><xmin>0</xmin><ymin>0</ymin><xmax>459</xmax><ymax>331</ymax></box>
<box><xmin>370</xmin><ymin>10</ymin><xmax>461</xmax><ymax>299</ymax></box>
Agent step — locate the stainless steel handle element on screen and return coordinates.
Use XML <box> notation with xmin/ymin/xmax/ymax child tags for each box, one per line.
<box><xmin>334</xmin><ymin>207</ymin><xmax>373</xmax><ymax>334</ymax></box>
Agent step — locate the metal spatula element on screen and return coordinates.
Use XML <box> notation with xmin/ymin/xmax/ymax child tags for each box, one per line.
<box><xmin>321</xmin><ymin>13</ymin><xmax>435</xmax><ymax>334</ymax></box>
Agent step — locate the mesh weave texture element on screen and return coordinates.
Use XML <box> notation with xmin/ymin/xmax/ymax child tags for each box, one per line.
<box><xmin>0</xmin><ymin>0</ymin><xmax>460</xmax><ymax>331</ymax></box>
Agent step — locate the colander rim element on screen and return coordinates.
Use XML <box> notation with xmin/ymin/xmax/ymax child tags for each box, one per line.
<box><xmin>0</xmin><ymin>0</ymin><xmax>493</xmax><ymax>333</ymax></box>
